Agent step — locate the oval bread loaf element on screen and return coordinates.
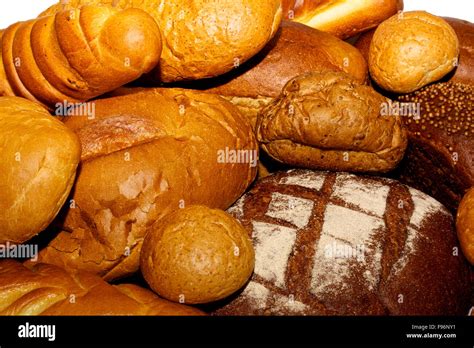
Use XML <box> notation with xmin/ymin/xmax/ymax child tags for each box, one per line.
<box><xmin>256</xmin><ymin>71</ymin><xmax>408</xmax><ymax>173</ymax></box>
<box><xmin>214</xmin><ymin>169</ymin><xmax>471</xmax><ymax>315</ymax></box>
<box><xmin>0</xmin><ymin>96</ymin><xmax>80</xmax><ymax>244</ymax></box>
<box><xmin>31</xmin><ymin>88</ymin><xmax>258</xmax><ymax>281</ymax></box>
<box><xmin>40</xmin><ymin>0</ymin><xmax>283</xmax><ymax>83</ymax></box>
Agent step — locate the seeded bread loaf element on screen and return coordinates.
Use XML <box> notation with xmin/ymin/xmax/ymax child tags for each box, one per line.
<box><xmin>0</xmin><ymin>260</ymin><xmax>203</xmax><ymax>315</ymax></box>
<box><xmin>213</xmin><ymin>169</ymin><xmax>471</xmax><ymax>315</ymax></box>
<box><xmin>30</xmin><ymin>88</ymin><xmax>258</xmax><ymax>281</ymax></box>
<box><xmin>396</xmin><ymin>82</ymin><xmax>474</xmax><ymax>212</ymax></box>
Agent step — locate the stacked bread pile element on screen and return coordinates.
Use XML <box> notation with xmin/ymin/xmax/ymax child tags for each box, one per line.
<box><xmin>0</xmin><ymin>0</ymin><xmax>472</xmax><ymax>316</ymax></box>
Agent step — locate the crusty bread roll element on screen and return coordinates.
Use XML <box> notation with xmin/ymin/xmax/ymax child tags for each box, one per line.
<box><xmin>282</xmin><ymin>0</ymin><xmax>403</xmax><ymax>39</ymax></box>
<box><xmin>141</xmin><ymin>205</ymin><xmax>255</xmax><ymax>304</ymax></box>
<box><xmin>0</xmin><ymin>97</ymin><xmax>80</xmax><ymax>244</ymax></box>
<box><xmin>186</xmin><ymin>21</ymin><xmax>368</xmax><ymax>128</ymax></box>
<box><xmin>397</xmin><ymin>82</ymin><xmax>473</xmax><ymax>212</ymax></box>
<box><xmin>256</xmin><ymin>71</ymin><xmax>408</xmax><ymax>173</ymax></box>
<box><xmin>354</xmin><ymin>17</ymin><xmax>474</xmax><ymax>86</ymax></box>
<box><xmin>40</xmin><ymin>0</ymin><xmax>282</xmax><ymax>83</ymax></box>
<box><xmin>214</xmin><ymin>169</ymin><xmax>471</xmax><ymax>315</ymax></box>
<box><xmin>369</xmin><ymin>11</ymin><xmax>459</xmax><ymax>94</ymax></box>
<box><xmin>31</xmin><ymin>88</ymin><xmax>258</xmax><ymax>281</ymax></box>
<box><xmin>0</xmin><ymin>260</ymin><xmax>203</xmax><ymax>315</ymax></box>
<box><xmin>0</xmin><ymin>6</ymin><xmax>161</xmax><ymax>108</ymax></box>
<box><xmin>457</xmin><ymin>188</ymin><xmax>474</xmax><ymax>265</ymax></box>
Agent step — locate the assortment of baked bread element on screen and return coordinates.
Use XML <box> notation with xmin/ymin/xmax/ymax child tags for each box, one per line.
<box><xmin>0</xmin><ymin>0</ymin><xmax>472</xmax><ymax>316</ymax></box>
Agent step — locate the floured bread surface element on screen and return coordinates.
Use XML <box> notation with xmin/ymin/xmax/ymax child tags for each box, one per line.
<box><xmin>214</xmin><ymin>169</ymin><xmax>471</xmax><ymax>316</ymax></box>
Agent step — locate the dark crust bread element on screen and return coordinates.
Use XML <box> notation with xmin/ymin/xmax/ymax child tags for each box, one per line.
<box><xmin>212</xmin><ymin>169</ymin><xmax>471</xmax><ymax>315</ymax></box>
<box><xmin>183</xmin><ymin>21</ymin><xmax>368</xmax><ymax>99</ymax></box>
<box><xmin>396</xmin><ymin>82</ymin><xmax>474</xmax><ymax>212</ymax></box>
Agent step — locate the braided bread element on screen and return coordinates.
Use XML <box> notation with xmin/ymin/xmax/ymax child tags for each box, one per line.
<box><xmin>0</xmin><ymin>260</ymin><xmax>204</xmax><ymax>315</ymax></box>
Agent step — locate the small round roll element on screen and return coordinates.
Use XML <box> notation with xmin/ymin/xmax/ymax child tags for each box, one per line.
<box><xmin>369</xmin><ymin>11</ymin><xmax>459</xmax><ymax>93</ymax></box>
<box><xmin>0</xmin><ymin>96</ymin><xmax>81</xmax><ymax>244</ymax></box>
<box><xmin>141</xmin><ymin>205</ymin><xmax>255</xmax><ymax>304</ymax></box>
<box><xmin>457</xmin><ymin>188</ymin><xmax>474</xmax><ymax>265</ymax></box>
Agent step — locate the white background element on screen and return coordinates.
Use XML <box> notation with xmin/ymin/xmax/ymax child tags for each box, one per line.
<box><xmin>0</xmin><ymin>0</ymin><xmax>473</xmax><ymax>29</ymax></box>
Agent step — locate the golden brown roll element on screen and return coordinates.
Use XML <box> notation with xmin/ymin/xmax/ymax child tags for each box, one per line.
<box><xmin>0</xmin><ymin>96</ymin><xmax>80</xmax><ymax>244</ymax></box>
<box><xmin>0</xmin><ymin>260</ymin><xmax>204</xmax><ymax>315</ymax></box>
<box><xmin>456</xmin><ymin>188</ymin><xmax>474</xmax><ymax>265</ymax></box>
<box><xmin>369</xmin><ymin>11</ymin><xmax>459</xmax><ymax>93</ymax></box>
<box><xmin>31</xmin><ymin>88</ymin><xmax>258</xmax><ymax>281</ymax></box>
<box><xmin>40</xmin><ymin>0</ymin><xmax>283</xmax><ymax>83</ymax></box>
<box><xmin>281</xmin><ymin>0</ymin><xmax>403</xmax><ymax>39</ymax></box>
<box><xmin>256</xmin><ymin>71</ymin><xmax>408</xmax><ymax>173</ymax></box>
<box><xmin>0</xmin><ymin>5</ymin><xmax>161</xmax><ymax>108</ymax></box>
<box><xmin>141</xmin><ymin>205</ymin><xmax>255</xmax><ymax>304</ymax></box>
<box><xmin>354</xmin><ymin>17</ymin><xmax>474</xmax><ymax>86</ymax></box>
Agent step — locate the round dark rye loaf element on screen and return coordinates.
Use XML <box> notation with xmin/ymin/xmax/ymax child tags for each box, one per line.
<box><xmin>213</xmin><ymin>169</ymin><xmax>471</xmax><ymax>315</ymax></box>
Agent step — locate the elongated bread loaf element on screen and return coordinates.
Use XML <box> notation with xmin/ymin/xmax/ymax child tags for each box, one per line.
<box><xmin>30</xmin><ymin>88</ymin><xmax>258</xmax><ymax>281</ymax></box>
<box><xmin>40</xmin><ymin>0</ymin><xmax>282</xmax><ymax>82</ymax></box>
<box><xmin>0</xmin><ymin>97</ymin><xmax>80</xmax><ymax>244</ymax></box>
<box><xmin>0</xmin><ymin>5</ymin><xmax>161</xmax><ymax>108</ymax></box>
<box><xmin>0</xmin><ymin>260</ymin><xmax>204</xmax><ymax>315</ymax></box>
<box><xmin>282</xmin><ymin>0</ymin><xmax>403</xmax><ymax>39</ymax></box>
